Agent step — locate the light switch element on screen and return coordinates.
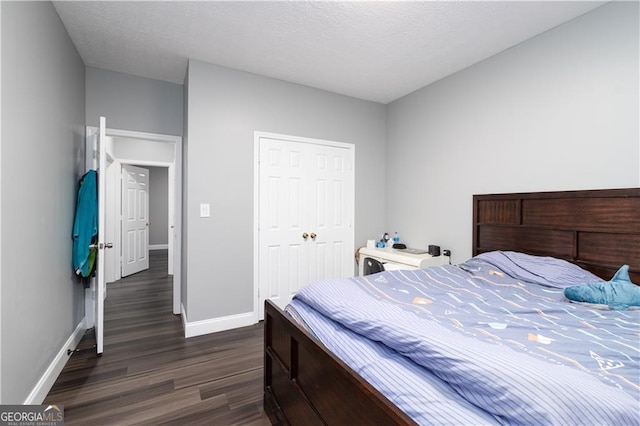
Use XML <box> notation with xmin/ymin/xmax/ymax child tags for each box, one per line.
<box><xmin>200</xmin><ymin>203</ymin><xmax>210</xmax><ymax>218</ymax></box>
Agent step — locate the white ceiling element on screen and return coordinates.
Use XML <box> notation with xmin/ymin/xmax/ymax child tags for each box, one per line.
<box><xmin>53</xmin><ymin>1</ymin><xmax>607</xmax><ymax>104</ymax></box>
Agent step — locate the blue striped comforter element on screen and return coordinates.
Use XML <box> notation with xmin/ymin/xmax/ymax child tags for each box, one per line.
<box><xmin>286</xmin><ymin>255</ymin><xmax>640</xmax><ymax>425</ymax></box>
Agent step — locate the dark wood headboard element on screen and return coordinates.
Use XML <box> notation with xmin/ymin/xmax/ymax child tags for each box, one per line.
<box><xmin>473</xmin><ymin>188</ymin><xmax>640</xmax><ymax>283</ymax></box>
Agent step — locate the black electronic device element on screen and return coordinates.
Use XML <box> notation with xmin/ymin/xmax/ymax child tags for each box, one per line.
<box><xmin>428</xmin><ymin>245</ymin><xmax>441</xmax><ymax>256</ymax></box>
<box><xmin>392</xmin><ymin>243</ymin><xmax>407</xmax><ymax>249</ymax></box>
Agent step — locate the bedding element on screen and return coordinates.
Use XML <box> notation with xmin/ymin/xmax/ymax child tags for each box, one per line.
<box><xmin>472</xmin><ymin>251</ymin><xmax>604</xmax><ymax>288</ymax></box>
<box><xmin>285</xmin><ymin>252</ymin><xmax>640</xmax><ymax>425</ymax></box>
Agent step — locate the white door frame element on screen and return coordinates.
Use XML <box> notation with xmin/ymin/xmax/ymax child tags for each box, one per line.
<box><xmin>253</xmin><ymin>131</ymin><xmax>355</xmax><ymax>321</ymax></box>
<box><xmin>85</xmin><ymin>126</ymin><xmax>183</xmax><ymax>318</ymax></box>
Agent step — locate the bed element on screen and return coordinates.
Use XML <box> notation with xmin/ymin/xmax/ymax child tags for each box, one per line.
<box><xmin>264</xmin><ymin>188</ymin><xmax>640</xmax><ymax>425</ymax></box>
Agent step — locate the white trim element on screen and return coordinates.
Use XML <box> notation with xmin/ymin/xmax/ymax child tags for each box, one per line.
<box><xmin>104</xmin><ymin>127</ymin><xmax>181</xmax><ymax>144</ymax></box>
<box><xmin>167</xmin><ymin>154</ymin><xmax>175</xmax><ymax>276</ymax></box>
<box><xmin>255</xmin><ymin>130</ymin><xmax>354</xmax><ymax>150</ymax></box>
<box><xmin>172</xmin><ymin>138</ymin><xmax>182</xmax><ymax>314</ymax></box>
<box><xmin>24</xmin><ymin>318</ymin><xmax>87</xmax><ymax>404</ymax></box>
<box><xmin>253</xmin><ymin>134</ymin><xmax>260</xmax><ymax>325</ymax></box>
<box><xmin>149</xmin><ymin>244</ymin><xmax>169</xmax><ymax>250</ymax></box>
<box><xmin>117</xmin><ymin>158</ymin><xmax>173</xmax><ymax>168</ymax></box>
<box><xmin>182</xmin><ymin>310</ymin><xmax>256</xmax><ymax>338</ymax></box>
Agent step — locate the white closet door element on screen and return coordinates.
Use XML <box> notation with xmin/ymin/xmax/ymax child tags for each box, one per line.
<box><xmin>307</xmin><ymin>143</ymin><xmax>354</xmax><ymax>283</ymax></box>
<box><xmin>121</xmin><ymin>164</ymin><xmax>150</xmax><ymax>277</ymax></box>
<box><xmin>259</xmin><ymin>138</ymin><xmax>310</xmax><ymax>311</ymax></box>
<box><xmin>258</xmin><ymin>134</ymin><xmax>354</xmax><ymax>318</ymax></box>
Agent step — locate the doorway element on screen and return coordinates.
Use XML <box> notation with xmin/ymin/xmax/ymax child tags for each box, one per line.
<box><xmin>84</xmin><ymin>126</ymin><xmax>182</xmax><ymax>332</ymax></box>
<box><xmin>108</xmin><ymin>159</ymin><xmax>176</xmax><ymax>281</ymax></box>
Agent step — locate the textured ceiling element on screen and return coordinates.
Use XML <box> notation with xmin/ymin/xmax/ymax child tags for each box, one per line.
<box><xmin>53</xmin><ymin>1</ymin><xmax>606</xmax><ymax>104</ymax></box>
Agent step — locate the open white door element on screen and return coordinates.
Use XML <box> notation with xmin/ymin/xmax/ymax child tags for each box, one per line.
<box><xmin>121</xmin><ymin>164</ymin><xmax>150</xmax><ymax>277</ymax></box>
<box><xmin>95</xmin><ymin>116</ymin><xmax>113</xmax><ymax>355</ymax></box>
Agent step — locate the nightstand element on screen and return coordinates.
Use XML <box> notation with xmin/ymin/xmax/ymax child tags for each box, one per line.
<box><xmin>358</xmin><ymin>246</ymin><xmax>449</xmax><ymax>276</ymax></box>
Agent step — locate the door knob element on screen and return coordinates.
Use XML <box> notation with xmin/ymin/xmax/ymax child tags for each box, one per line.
<box><xmin>302</xmin><ymin>232</ymin><xmax>309</xmax><ymax>240</ymax></box>
<box><xmin>310</xmin><ymin>232</ymin><xmax>317</xmax><ymax>240</ymax></box>
<box><xmin>90</xmin><ymin>242</ymin><xmax>114</xmax><ymax>249</ymax></box>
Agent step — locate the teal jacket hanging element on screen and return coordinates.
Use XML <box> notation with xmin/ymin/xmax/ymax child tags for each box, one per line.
<box><xmin>72</xmin><ymin>170</ymin><xmax>98</xmax><ymax>278</ymax></box>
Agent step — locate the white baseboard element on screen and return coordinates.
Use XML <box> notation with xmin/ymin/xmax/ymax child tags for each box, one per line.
<box><xmin>25</xmin><ymin>317</ymin><xmax>87</xmax><ymax>404</ymax></box>
<box><xmin>149</xmin><ymin>244</ymin><xmax>168</xmax><ymax>250</ymax></box>
<box><xmin>182</xmin><ymin>308</ymin><xmax>257</xmax><ymax>338</ymax></box>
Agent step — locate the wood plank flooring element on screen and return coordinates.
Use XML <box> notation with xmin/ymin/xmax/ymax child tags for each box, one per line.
<box><xmin>44</xmin><ymin>250</ymin><xmax>271</xmax><ymax>425</ymax></box>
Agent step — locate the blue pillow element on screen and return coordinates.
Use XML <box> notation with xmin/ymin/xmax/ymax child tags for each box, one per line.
<box><xmin>563</xmin><ymin>265</ymin><xmax>640</xmax><ymax>310</ymax></box>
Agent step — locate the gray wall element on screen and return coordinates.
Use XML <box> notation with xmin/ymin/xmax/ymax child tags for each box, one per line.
<box><xmin>86</xmin><ymin>68</ymin><xmax>181</xmax><ymax>252</ymax></box>
<box><xmin>385</xmin><ymin>2</ymin><xmax>639</xmax><ymax>264</ymax></box>
<box><xmin>1</xmin><ymin>1</ymin><xmax>85</xmax><ymax>403</ymax></box>
<box><xmin>148</xmin><ymin>166</ymin><xmax>169</xmax><ymax>246</ymax></box>
<box><xmin>86</xmin><ymin>67</ymin><xmax>183</xmax><ymax>136</ymax></box>
<box><xmin>184</xmin><ymin>61</ymin><xmax>386</xmax><ymax>322</ymax></box>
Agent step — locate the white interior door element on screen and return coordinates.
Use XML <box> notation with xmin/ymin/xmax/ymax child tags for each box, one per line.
<box><xmin>257</xmin><ymin>134</ymin><xmax>354</xmax><ymax>318</ymax></box>
<box><xmin>259</xmin><ymin>138</ymin><xmax>310</xmax><ymax>311</ymax></box>
<box><xmin>307</xmin><ymin>143</ymin><xmax>354</xmax><ymax>283</ymax></box>
<box><xmin>95</xmin><ymin>116</ymin><xmax>114</xmax><ymax>355</ymax></box>
<box><xmin>121</xmin><ymin>164</ymin><xmax>150</xmax><ymax>277</ymax></box>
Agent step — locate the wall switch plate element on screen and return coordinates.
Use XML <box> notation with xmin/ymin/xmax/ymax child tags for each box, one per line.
<box><xmin>200</xmin><ymin>203</ymin><xmax>210</xmax><ymax>218</ymax></box>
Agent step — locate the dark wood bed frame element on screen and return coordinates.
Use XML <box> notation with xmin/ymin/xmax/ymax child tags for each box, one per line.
<box><xmin>264</xmin><ymin>188</ymin><xmax>640</xmax><ymax>425</ymax></box>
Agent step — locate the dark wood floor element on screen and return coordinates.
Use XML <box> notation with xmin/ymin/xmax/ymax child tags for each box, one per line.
<box><xmin>45</xmin><ymin>250</ymin><xmax>271</xmax><ymax>425</ymax></box>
